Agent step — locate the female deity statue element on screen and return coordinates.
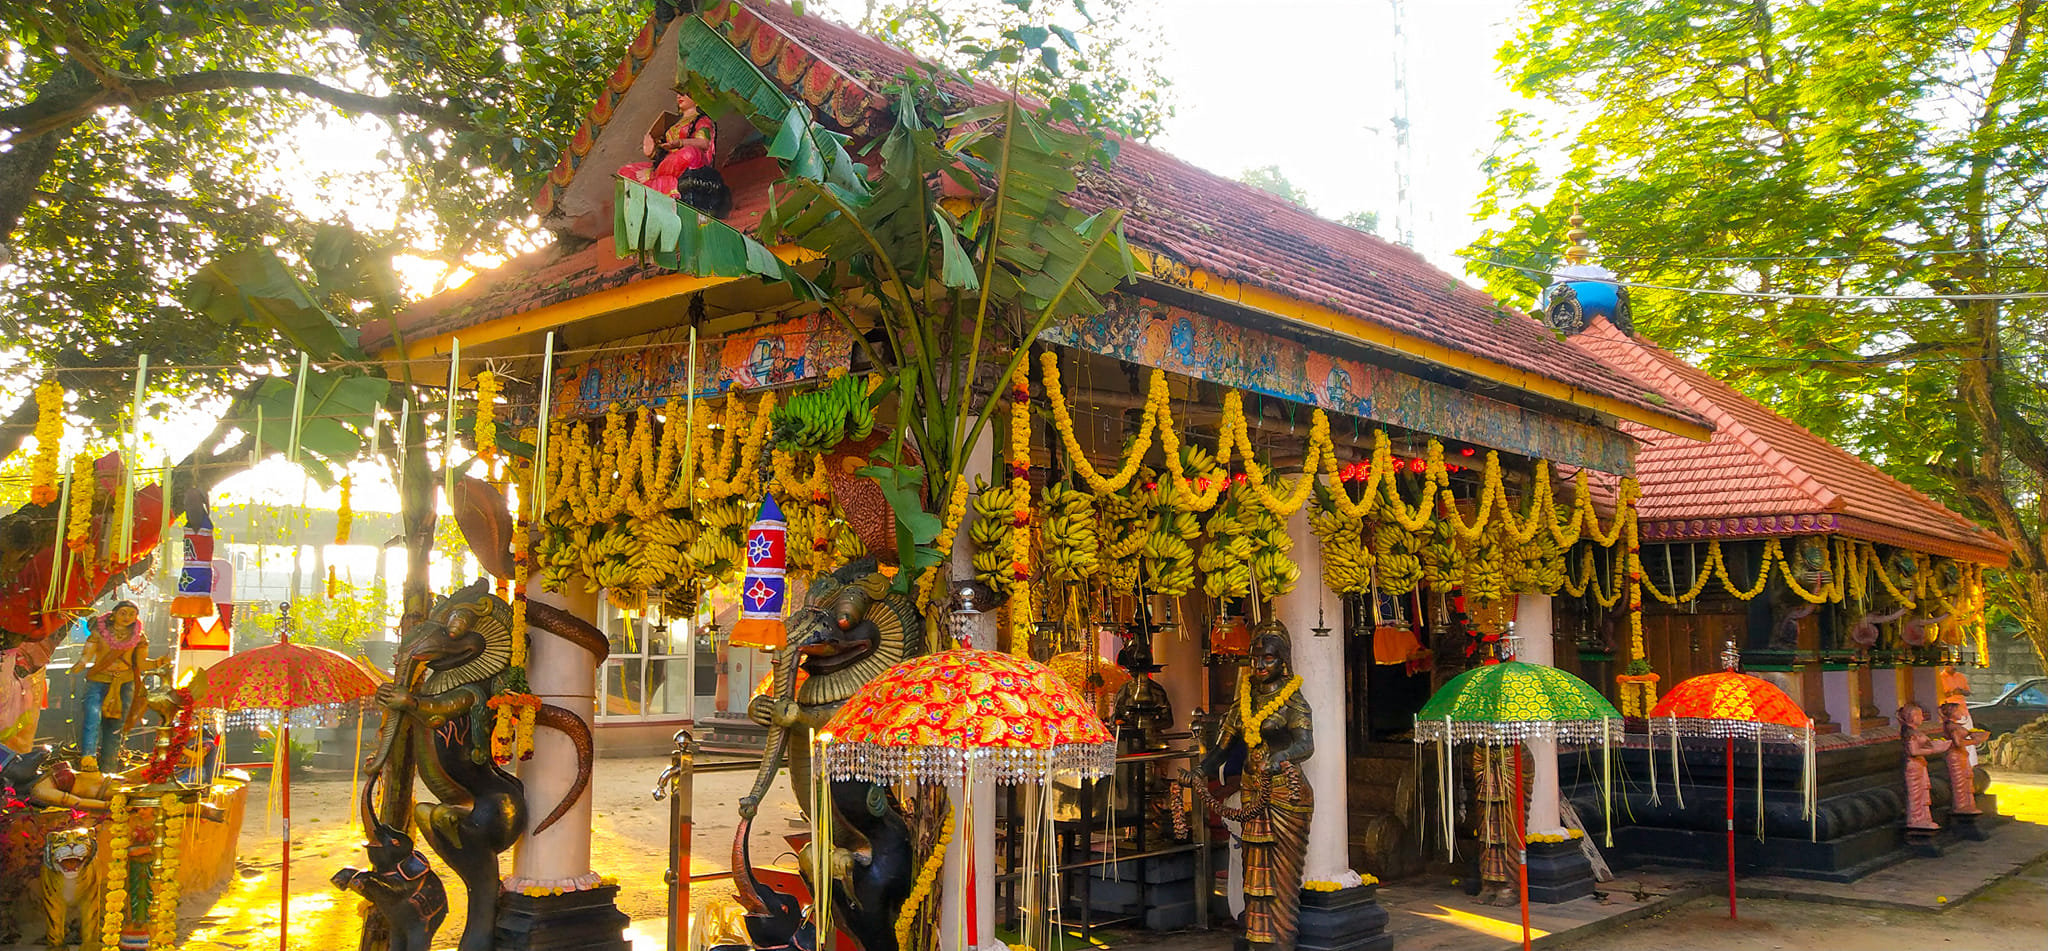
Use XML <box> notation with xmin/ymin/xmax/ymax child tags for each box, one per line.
<box><xmin>1184</xmin><ymin>623</ymin><xmax>1313</xmax><ymax>951</ymax></box>
<box><xmin>619</xmin><ymin>92</ymin><xmax>732</xmax><ymax>217</ymax></box>
<box><xmin>1938</xmin><ymin>700</ymin><xmax>1989</xmax><ymax>816</ymax></box>
<box><xmin>1472</xmin><ymin>745</ymin><xmax>1519</xmax><ymax>906</ymax></box>
<box><xmin>77</xmin><ymin>601</ymin><xmax>166</xmax><ymax>770</ymax></box>
<box><xmin>1897</xmin><ymin>702</ymin><xmax>1952</xmax><ymax>832</ymax></box>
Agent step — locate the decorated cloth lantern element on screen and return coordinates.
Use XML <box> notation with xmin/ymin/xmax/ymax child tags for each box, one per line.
<box><xmin>728</xmin><ymin>493</ymin><xmax>788</xmax><ymax>650</ymax></box>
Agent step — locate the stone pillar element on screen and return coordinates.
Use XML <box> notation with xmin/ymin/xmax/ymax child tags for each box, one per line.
<box><xmin>1274</xmin><ymin>507</ymin><xmax>1349</xmax><ymax>881</ymax></box>
<box><xmin>512</xmin><ymin>584</ymin><xmax>600</xmax><ymax>887</ymax></box>
<box><xmin>501</xmin><ymin>583</ymin><xmax>630</xmax><ymax>951</ymax></box>
<box><xmin>1821</xmin><ymin>669</ymin><xmax>1854</xmax><ymax>734</ymax></box>
<box><xmin>1798</xmin><ymin>616</ymin><xmax>1837</xmax><ymax>733</ymax></box>
<box><xmin>1514</xmin><ymin>595</ymin><xmax>1564</xmax><ymax>835</ymax></box>
<box><xmin>1847</xmin><ymin>665</ymin><xmax>1887</xmax><ymax>735</ymax></box>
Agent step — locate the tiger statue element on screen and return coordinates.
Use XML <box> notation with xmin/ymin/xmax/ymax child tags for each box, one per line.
<box><xmin>40</xmin><ymin>825</ymin><xmax>103</xmax><ymax>951</ymax></box>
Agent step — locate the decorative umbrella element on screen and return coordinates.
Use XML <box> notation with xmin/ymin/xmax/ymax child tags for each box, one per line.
<box><xmin>1413</xmin><ymin>657</ymin><xmax>1622</xmax><ymax>951</ymax></box>
<box><xmin>1648</xmin><ymin>648</ymin><xmax>1815</xmax><ymax>921</ymax></box>
<box><xmin>821</xmin><ymin>647</ymin><xmax>1115</xmax><ymax>950</ymax></box>
<box><xmin>188</xmin><ymin>608</ymin><xmax>380</xmax><ymax>951</ymax></box>
<box><xmin>1046</xmin><ymin>650</ymin><xmax>1130</xmax><ymax>719</ymax></box>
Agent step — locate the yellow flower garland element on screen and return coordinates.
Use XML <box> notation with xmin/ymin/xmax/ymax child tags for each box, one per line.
<box><xmin>151</xmin><ymin>798</ymin><xmax>185</xmax><ymax>947</ymax></box>
<box><xmin>335</xmin><ymin>475</ymin><xmax>354</xmax><ymax>546</ymax></box>
<box><xmin>30</xmin><ymin>380</ymin><xmax>64</xmax><ymax>505</ymax></box>
<box><xmin>102</xmin><ymin>792</ymin><xmax>130</xmax><ymax>949</ymax></box>
<box><xmin>475</xmin><ymin>370</ymin><xmax>500</xmax><ymax>461</ymax></box>
<box><xmin>1008</xmin><ymin>365</ymin><xmax>1033</xmax><ymax>655</ymax></box>
<box><xmin>66</xmin><ymin>452</ymin><xmax>95</xmax><ymax>568</ymax></box>
<box><xmin>1237</xmin><ymin>674</ymin><xmax>1303</xmax><ymax>750</ymax></box>
<box><xmin>892</xmin><ymin>810</ymin><xmax>955</xmax><ymax>950</ymax></box>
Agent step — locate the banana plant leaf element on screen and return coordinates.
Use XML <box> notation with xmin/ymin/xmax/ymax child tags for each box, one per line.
<box><xmin>186</xmin><ymin>249</ymin><xmax>365</xmax><ymax>361</ymax></box>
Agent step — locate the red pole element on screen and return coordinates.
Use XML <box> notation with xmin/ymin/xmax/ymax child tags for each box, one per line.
<box><xmin>1725</xmin><ymin>736</ymin><xmax>1736</xmax><ymax>920</ymax></box>
<box><xmin>1515</xmin><ymin>746</ymin><xmax>1530</xmax><ymax>951</ymax></box>
<box><xmin>282</xmin><ymin>719</ymin><xmax>293</xmax><ymax>950</ymax></box>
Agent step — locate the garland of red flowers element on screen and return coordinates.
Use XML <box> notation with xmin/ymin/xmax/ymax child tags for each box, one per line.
<box><xmin>136</xmin><ymin>688</ymin><xmax>196</xmax><ymax>784</ymax></box>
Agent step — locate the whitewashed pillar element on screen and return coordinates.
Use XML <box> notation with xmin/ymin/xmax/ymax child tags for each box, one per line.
<box><xmin>509</xmin><ymin>584</ymin><xmax>601</xmax><ymax>888</ymax></box>
<box><xmin>1274</xmin><ymin>506</ymin><xmax>1350</xmax><ymax>880</ymax></box>
<box><xmin>942</xmin><ymin>418</ymin><xmax>1000</xmax><ymax>951</ymax></box>
<box><xmin>1516</xmin><ymin>594</ymin><xmax>1565</xmax><ymax>835</ymax></box>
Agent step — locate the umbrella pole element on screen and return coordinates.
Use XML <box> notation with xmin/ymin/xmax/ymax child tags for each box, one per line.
<box><xmin>1725</xmin><ymin>736</ymin><xmax>1736</xmax><ymax>920</ymax></box>
<box><xmin>1516</xmin><ymin>745</ymin><xmax>1530</xmax><ymax>951</ymax></box>
<box><xmin>286</xmin><ymin>721</ymin><xmax>294</xmax><ymax>950</ymax></box>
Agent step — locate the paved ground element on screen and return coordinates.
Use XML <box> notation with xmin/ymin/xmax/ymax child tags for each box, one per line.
<box><xmin>0</xmin><ymin>760</ymin><xmax>2041</xmax><ymax>949</ymax></box>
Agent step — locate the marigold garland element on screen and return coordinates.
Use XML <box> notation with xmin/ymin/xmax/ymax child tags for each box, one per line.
<box><xmin>1007</xmin><ymin>364</ymin><xmax>1034</xmax><ymax>654</ymax></box>
<box><xmin>101</xmin><ymin>792</ymin><xmax>131</xmax><ymax>949</ymax></box>
<box><xmin>893</xmin><ymin>809</ymin><xmax>955</xmax><ymax>950</ymax></box>
<box><xmin>29</xmin><ymin>380</ymin><xmax>64</xmax><ymax>505</ymax></box>
<box><xmin>150</xmin><ymin>798</ymin><xmax>185</xmax><ymax>947</ymax></box>
<box><xmin>475</xmin><ymin>370</ymin><xmax>500</xmax><ymax>462</ymax></box>
<box><xmin>66</xmin><ymin>452</ymin><xmax>95</xmax><ymax>567</ymax></box>
<box><xmin>1237</xmin><ymin>674</ymin><xmax>1303</xmax><ymax>750</ymax></box>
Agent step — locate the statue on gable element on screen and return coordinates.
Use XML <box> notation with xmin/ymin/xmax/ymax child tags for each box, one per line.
<box><xmin>621</xmin><ymin>91</ymin><xmax>733</xmax><ymax>218</ymax></box>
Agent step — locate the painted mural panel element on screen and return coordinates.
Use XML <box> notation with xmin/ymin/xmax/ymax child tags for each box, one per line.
<box><xmin>551</xmin><ymin>311</ymin><xmax>852</xmax><ymax>417</ymax></box>
<box><xmin>1039</xmin><ymin>299</ymin><xmax>1635</xmax><ymax>474</ymax></box>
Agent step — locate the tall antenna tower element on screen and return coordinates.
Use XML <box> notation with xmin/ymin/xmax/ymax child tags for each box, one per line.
<box><xmin>1389</xmin><ymin>0</ymin><xmax>1416</xmax><ymax>248</ymax></box>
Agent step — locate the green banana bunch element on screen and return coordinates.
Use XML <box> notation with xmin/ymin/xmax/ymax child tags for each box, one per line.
<box><xmin>771</xmin><ymin>371</ymin><xmax>875</xmax><ymax>453</ymax></box>
<box><xmin>1463</xmin><ymin>523</ymin><xmax>1507</xmax><ymax>604</ymax></box>
<box><xmin>1373</xmin><ymin>522</ymin><xmax>1422</xmax><ymax>595</ymax></box>
<box><xmin>1098</xmin><ymin>481</ymin><xmax>1150</xmax><ymax>592</ymax></box>
<box><xmin>1242</xmin><ymin>484</ymin><xmax>1298</xmax><ymax>597</ymax></box>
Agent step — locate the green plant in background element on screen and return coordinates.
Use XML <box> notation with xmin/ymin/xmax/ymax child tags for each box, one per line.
<box><xmin>238</xmin><ymin>578</ymin><xmax>394</xmax><ymax>656</ymax></box>
<box><xmin>253</xmin><ymin>735</ymin><xmax>315</xmax><ymax>774</ymax></box>
<box><xmin>1469</xmin><ymin>0</ymin><xmax>2048</xmax><ymax>673</ymax></box>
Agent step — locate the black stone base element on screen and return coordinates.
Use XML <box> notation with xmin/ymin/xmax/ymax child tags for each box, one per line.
<box><xmin>1952</xmin><ymin>813</ymin><xmax>1989</xmax><ymax>841</ymax></box>
<box><xmin>494</xmin><ymin>884</ymin><xmax>633</xmax><ymax>951</ymax></box>
<box><xmin>1296</xmin><ymin>884</ymin><xmax>1392</xmax><ymax>951</ymax></box>
<box><xmin>1524</xmin><ymin>840</ymin><xmax>1596</xmax><ymax>904</ymax></box>
<box><xmin>1904</xmin><ymin>830</ymin><xmax>1942</xmax><ymax>858</ymax></box>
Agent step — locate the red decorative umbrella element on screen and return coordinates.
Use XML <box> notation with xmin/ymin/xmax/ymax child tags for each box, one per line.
<box><xmin>1648</xmin><ymin>648</ymin><xmax>1815</xmax><ymax>921</ymax></box>
<box><xmin>189</xmin><ymin>610</ymin><xmax>380</xmax><ymax>951</ymax></box>
<box><xmin>821</xmin><ymin>647</ymin><xmax>1115</xmax><ymax>950</ymax></box>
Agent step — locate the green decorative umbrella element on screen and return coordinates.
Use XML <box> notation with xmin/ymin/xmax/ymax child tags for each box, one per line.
<box><xmin>1413</xmin><ymin>660</ymin><xmax>1621</xmax><ymax>951</ymax></box>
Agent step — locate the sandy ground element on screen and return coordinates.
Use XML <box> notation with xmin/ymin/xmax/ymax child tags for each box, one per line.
<box><xmin>2</xmin><ymin>761</ymin><xmax>2042</xmax><ymax>950</ymax></box>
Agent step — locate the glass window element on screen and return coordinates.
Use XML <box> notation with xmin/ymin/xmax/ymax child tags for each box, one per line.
<box><xmin>593</xmin><ymin>594</ymin><xmax>696</xmax><ymax>723</ymax></box>
<box><xmin>2013</xmin><ymin>686</ymin><xmax>2047</xmax><ymax>706</ymax></box>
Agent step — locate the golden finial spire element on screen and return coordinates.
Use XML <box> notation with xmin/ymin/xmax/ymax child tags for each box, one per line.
<box><xmin>1563</xmin><ymin>204</ymin><xmax>1592</xmax><ymax>265</ymax></box>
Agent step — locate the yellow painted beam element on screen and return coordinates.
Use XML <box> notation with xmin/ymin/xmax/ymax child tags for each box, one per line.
<box><xmin>1133</xmin><ymin>249</ymin><xmax>1713</xmax><ymax>441</ymax></box>
<box><xmin>380</xmin><ymin>245</ymin><xmax>824</xmax><ymax>361</ymax></box>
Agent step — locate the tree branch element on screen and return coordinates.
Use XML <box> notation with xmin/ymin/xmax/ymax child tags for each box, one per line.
<box><xmin>0</xmin><ymin>69</ymin><xmax>477</xmax><ymax>140</ymax></box>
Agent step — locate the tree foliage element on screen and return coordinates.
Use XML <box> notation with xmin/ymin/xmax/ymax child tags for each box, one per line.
<box><xmin>1468</xmin><ymin>0</ymin><xmax>2048</xmax><ymax>668</ymax></box>
<box><xmin>827</xmin><ymin>0</ymin><xmax>1174</xmax><ymax>139</ymax></box>
<box><xmin>0</xmin><ymin>0</ymin><xmax>644</xmax><ymax>458</ymax></box>
<box><xmin>1239</xmin><ymin>164</ymin><xmax>1313</xmax><ymax>208</ymax></box>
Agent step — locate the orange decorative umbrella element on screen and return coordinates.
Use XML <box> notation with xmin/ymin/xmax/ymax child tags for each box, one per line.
<box><xmin>821</xmin><ymin>647</ymin><xmax>1115</xmax><ymax>785</ymax></box>
<box><xmin>190</xmin><ymin>619</ymin><xmax>380</xmax><ymax>951</ymax></box>
<box><xmin>1648</xmin><ymin>653</ymin><xmax>1815</xmax><ymax>921</ymax></box>
<box><xmin>819</xmin><ymin>648</ymin><xmax>1114</xmax><ymax>950</ymax></box>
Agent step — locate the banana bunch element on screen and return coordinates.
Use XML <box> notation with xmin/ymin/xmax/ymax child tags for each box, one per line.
<box><xmin>1463</xmin><ymin>530</ymin><xmax>1506</xmax><ymax>605</ymax></box>
<box><xmin>1242</xmin><ymin>495</ymin><xmax>1298</xmax><ymax>597</ymax></box>
<box><xmin>1421</xmin><ymin>520</ymin><xmax>1465</xmax><ymax>592</ymax></box>
<box><xmin>1373</xmin><ymin>522</ymin><xmax>1422</xmax><ymax>595</ymax></box>
<box><xmin>969</xmin><ymin>476</ymin><xmax>1021</xmax><ymax>595</ymax></box>
<box><xmin>584</xmin><ymin>525</ymin><xmax>650</xmax><ymax>594</ymax></box>
<box><xmin>785</xmin><ymin>501</ymin><xmax>839</xmax><ymax>574</ymax></box>
<box><xmin>683</xmin><ymin>498</ymin><xmax>752</xmax><ymax>580</ymax></box>
<box><xmin>771</xmin><ymin>371</ymin><xmax>875</xmax><ymax>452</ymax></box>
<box><xmin>1199</xmin><ymin>486</ymin><xmax>1255</xmax><ymax>599</ymax></box>
<box><xmin>1508</xmin><ymin>530</ymin><xmax>1565</xmax><ymax>595</ymax></box>
<box><xmin>1040</xmin><ymin>484</ymin><xmax>1100</xmax><ymax>581</ymax></box>
<box><xmin>1177</xmin><ymin>444</ymin><xmax>1226</xmax><ymax>506</ymax></box>
<box><xmin>833</xmin><ymin>513</ymin><xmax>868</xmax><ymax>561</ymax></box>
<box><xmin>1143</xmin><ymin>487</ymin><xmax>1201</xmax><ymax>595</ymax></box>
<box><xmin>1097</xmin><ymin>482</ymin><xmax>1150</xmax><ymax>592</ymax></box>
<box><xmin>1309</xmin><ymin>489</ymin><xmax>1374</xmax><ymax>595</ymax></box>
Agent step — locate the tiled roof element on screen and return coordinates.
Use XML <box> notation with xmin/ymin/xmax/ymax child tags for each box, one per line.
<box><xmin>372</xmin><ymin>1</ymin><xmax>1707</xmax><ymax>436</ymax></box>
<box><xmin>1571</xmin><ymin>317</ymin><xmax>2008</xmax><ymax>565</ymax></box>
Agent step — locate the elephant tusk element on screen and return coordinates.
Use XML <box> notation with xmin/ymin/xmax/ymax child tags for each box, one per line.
<box><xmin>530</xmin><ymin>703</ymin><xmax>595</xmax><ymax>836</ymax></box>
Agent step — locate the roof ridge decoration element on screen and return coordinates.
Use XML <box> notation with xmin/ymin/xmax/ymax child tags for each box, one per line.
<box><xmin>533</xmin><ymin>13</ymin><xmax>667</xmax><ymax>218</ymax></box>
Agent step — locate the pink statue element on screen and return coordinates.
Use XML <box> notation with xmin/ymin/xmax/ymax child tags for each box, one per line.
<box><xmin>619</xmin><ymin>92</ymin><xmax>731</xmax><ymax>217</ymax></box>
<box><xmin>1897</xmin><ymin>703</ymin><xmax>1952</xmax><ymax>832</ymax></box>
<box><xmin>1939</xmin><ymin>701</ymin><xmax>1989</xmax><ymax>815</ymax></box>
